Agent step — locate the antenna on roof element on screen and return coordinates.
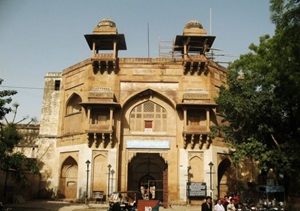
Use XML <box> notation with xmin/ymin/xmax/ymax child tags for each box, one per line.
<box><xmin>210</xmin><ymin>8</ymin><xmax>212</xmax><ymax>35</ymax></box>
<box><xmin>147</xmin><ymin>23</ymin><xmax>150</xmax><ymax>58</ymax></box>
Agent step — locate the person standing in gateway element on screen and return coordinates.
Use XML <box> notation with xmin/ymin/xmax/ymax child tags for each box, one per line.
<box><xmin>202</xmin><ymin>196</ymin><xmax>212</xmax><ymax>211</ymax></box>
<box><xmin>227</xmin><ymin>198</ymin><xmax>236</xmax><ymax>211</ymax></box>
<box><xmin>214</xmin><ymin>198</ymin><xmax>225</xmax><ymax>211</ymax></box>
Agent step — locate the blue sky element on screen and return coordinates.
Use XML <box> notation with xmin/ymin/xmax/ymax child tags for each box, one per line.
<box><xmin>0</xmin><ymin>0</ymin><xmax>275</xmax><ymax>123</ymax></box>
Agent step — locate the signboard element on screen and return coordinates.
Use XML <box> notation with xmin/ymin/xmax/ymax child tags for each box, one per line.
<box><xmin>188</xmin><ymin>182</ymin><xmax>206</xmax><ymax>197</ymax></box>
<box><xmin>127</xmin><ymin>140</ymin><xmax>170</xmax><ymax>149</ymax></box>
<box><xmin>93</xmin><ymin>191</ymin><xmax>104</xmax><ymax>200</ymax></box>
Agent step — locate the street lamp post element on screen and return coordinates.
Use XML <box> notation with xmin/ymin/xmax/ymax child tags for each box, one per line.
<box><xmin>85</xmin><ymin>160</ymin><xmax>91</xmax><ymax>205</ymax></box>
<box><xmin>208</xmin><ymin>162</ymin><xmax>214</xmax><ymax>198</ymax></box>
<box><xmin>107</xmin><ymin>164</ymin><xmax>112</xmax><ymax>198</ymax></box>
<box><xmin>110</xmin><ymin>169</ymin><xmax>115</xmax><ymax>194</ymax></box>
<box><xmin>187</xmin><ymin>166</ymin><xmax>191</xmax><ymax>205</ymax></box>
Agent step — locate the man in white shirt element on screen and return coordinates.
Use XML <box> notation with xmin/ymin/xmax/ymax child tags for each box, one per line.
<box><xmin>214</xmin><ymin>198</ymin><xmax>225</xmax><ymax>211</ymax></box>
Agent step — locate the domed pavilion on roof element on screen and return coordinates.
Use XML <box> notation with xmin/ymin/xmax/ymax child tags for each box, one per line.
<box><xmin>183</xmin><ymin>20</ymin><xmax>207</xmax><ymax>36</ymax></box>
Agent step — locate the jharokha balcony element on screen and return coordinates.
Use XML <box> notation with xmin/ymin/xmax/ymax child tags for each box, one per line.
<box><xmin>183</xmin><ymin>125</ymin><xmax>212</xmax><ymax>149</ymax></box>
<box><xmin>86</xmin><ymin>123</ymin><xmax>114</xmax><ymax>147</ymax></box>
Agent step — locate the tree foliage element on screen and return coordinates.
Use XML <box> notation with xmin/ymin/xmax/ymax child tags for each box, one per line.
<box><xmin>0</xmin><ymin>79</ymin><xmax>17</xmax><ymax>120</ymax></box>
<box><xmin>212</xmin><ymin>0</ymin><xmax>300</xmax><ymax>180</ymax></box>
<box><xmin>0</xmin><ymin>79</ymin><xmax>39</xmax><ymax>184</ymax></box>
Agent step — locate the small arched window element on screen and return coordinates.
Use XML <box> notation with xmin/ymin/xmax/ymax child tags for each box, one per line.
<box><xmin>130</xmin><ymin>101</ymin><xmax>167</xmax><ymax>132</ymax></box>
<box><xmin>66</xmin><ymin>94</ymin><xmax>82</xmax><ymax>115</ymax></box>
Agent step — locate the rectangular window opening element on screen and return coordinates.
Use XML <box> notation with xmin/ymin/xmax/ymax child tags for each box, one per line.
<box><xmin>145</xmin><ymin>120</ymin><xmax>153</xmax><ymax>128</ymax></box>
<box><xmin>54</xmin><ymin>80</ymin><xmax>61</xmax><ymax>91</ymax></box>
<box><xmin>145</xmin><ymin>120</ymin><xmax>153</xmax><ymax>132</ymax></box>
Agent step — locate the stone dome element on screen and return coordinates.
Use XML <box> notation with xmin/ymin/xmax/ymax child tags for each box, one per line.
<box><xmin>183</xmin><ymin>20</ymin><xmax>207</xmax><ymax>36</ymax></box>
<box><xmin>97</xmin><ymin>18</ymin><xmax>116</xmax><ymax>28</ymax></box>
<box><xmin>93</xmin><ymin>18</ymin><xmax>118</xmax><ymax>34</ymax></box>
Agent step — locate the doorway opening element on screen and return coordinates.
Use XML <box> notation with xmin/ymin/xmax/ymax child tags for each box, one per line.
<box><xmin>127</xmin><ymin>153</ymin><xmax>167</xmax><ymax>202</ymax></box>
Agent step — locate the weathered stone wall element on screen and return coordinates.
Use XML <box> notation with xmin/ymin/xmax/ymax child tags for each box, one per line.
<box><xmin>38</xmin><ymin>72</ymin><xmax>62</xmax><ymax>198</ymax></box>
<box><xmin>0</xmin><ymin>170</ymin><xmax>40</xmax><ymax>202</ymax></box>
<box><xmin>39</xmin><ymin>72</ymin><xmax>62</xmax><ymax>136</ymax></box>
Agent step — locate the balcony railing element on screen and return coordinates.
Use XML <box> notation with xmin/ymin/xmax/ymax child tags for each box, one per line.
<box><xmin>93</xmin><ymin>53</ymin><xmax>115</xmax><ymax>60</ymax></box>
<box><xmin>86</xmin><ymin>124</ymin><xmax>113</xmax><ymax>133</ymax></box>
<box><xmin>183</xmin><ymin>125</ymin><xmax>210</xmax><ymax>134</ymax></box>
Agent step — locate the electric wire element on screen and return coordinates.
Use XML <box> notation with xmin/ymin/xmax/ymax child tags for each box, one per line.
<box><xmin>0</xmin><ymin>85</ymin><xmax>43</xmax><ymax>90</ymax></box>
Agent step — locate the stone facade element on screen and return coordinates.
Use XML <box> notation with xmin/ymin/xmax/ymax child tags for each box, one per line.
<box><xmin>37</xmin><ymin>18</ymin><xmax>249</xmax><ymax>205</ymax></box>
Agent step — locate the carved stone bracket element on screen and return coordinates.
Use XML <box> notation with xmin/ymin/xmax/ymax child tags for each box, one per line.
<box><xmin>183</xmin><ymin>134</ymin><xmax>187</xmax><ymax>148</ymax></box>
<box><xmin>93</xmin><ymin>59</ymin><xmax>117</xmax><ymax>72</ymax></box>
<box><xmin>199</xmin><ymin>134</ymin><xmax>204</xmax><ymax>149</ymax></box>
<box><xmin>87</xmin><ymin>132</ymin><xmax>114</xmax><ymax>148</ymax></box>
<box><xmin>206</xmin><ymin>136</ymin><xmax>212</xmax><ymax>149</ymax></box>
<box><xmin>183</xmin><ymin>59</ymin><xmax>208</xmax><ymax>75</ymax></box>
<box><xmin>191</xmin><ymin>134</ymin><xmax>195</xmax><ymax>148</ymax></box>
<box><xmin>110</xmin><ymin>133</ymin><xmax>113</xmax><ymax>147</ymax></box>
<box><xmin>183</xmin><ymin>133</ymin><xmax>212</xmax><ymax>149</ymax></box>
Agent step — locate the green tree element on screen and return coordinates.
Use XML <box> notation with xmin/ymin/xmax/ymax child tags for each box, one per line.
<box><xmin>211</xmin><ymin>0</ymin><xmax>300</xmax><ymax>194</ymax></box>
<box><xmin>0</xmin><ymin>79</ymin><xmax>17</xmax><ymax>121</ymax></box>
<box><xmin>0</xmin><ymin>79</ymin><xmax>39</xmax><ymax>192</ymax></box>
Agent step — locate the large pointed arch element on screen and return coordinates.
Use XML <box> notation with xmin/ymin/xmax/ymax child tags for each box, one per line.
<box><xmin>120</xmin><ymin>88</ymin><xmax>177</xmax><ymax>203</ymax></box>
<box><xmin>122</xmin><ymin>88</ymin><xmax>176</xmax><ymax>109</ymax></box>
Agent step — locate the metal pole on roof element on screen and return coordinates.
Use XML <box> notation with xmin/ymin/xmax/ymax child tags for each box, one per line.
<box><xmin>210</xmin><ymin>8</ymin><xmax>212</xmax><ymax>35</ymax></box>
<box><xmin>148</xmin><ymin>23</ymin><xmax>150</xmax><ymax>58</ymax></box>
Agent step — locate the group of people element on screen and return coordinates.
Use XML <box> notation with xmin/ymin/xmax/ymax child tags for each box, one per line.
<box><xmin>201</xmin><ymin>195</ymin><xmax>241</xmax><ymax>211</ymax></box>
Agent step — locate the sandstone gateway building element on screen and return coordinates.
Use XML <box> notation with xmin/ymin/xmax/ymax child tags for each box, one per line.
<box><xmin>38</xmin><ymin>18</ymin><xmax>239</xmax><ymax>205</ymax></box>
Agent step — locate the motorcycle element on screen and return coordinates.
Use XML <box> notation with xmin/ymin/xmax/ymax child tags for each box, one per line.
<box><xmin>241</xmin><ymin>202</ymin><xmax>258</xmax><ymax>211</ymax></box>
<box><xmin>0</xmin><ymin>202</ymin><xmax>12</xmax><ymax>211</ymax></box>
<box><xmin>269</xmin><ymin>201</ymin><xmax>285</xmax><ymax>211</ymax></box>
<box><xmin>257</xmin><ymin>201</ymin><xmax>284</xmax><ymax>211</ymax></box>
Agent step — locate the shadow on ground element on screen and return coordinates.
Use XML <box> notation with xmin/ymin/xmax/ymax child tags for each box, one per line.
<box><xmin>3</xmin><ymin>200</ymin><xmax>108</xmax><ymax>211</ymax></box>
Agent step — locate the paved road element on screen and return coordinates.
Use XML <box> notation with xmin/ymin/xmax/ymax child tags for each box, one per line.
<box><xmin>4</xmin><ymin>201</ymin><xmax>201</xmax><ymax>211</ymax></box>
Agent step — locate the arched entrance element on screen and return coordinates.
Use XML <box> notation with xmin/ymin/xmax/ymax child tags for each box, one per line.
<box><xmin>127</xmin><ymin>153</ymin><xmax>167</xmax><ymax>201</ymax></box>
<box><xmin>59</xmin><ymin>156</ymin><xmax>78</xmax><ymax>199</ymax></box>
<box><xmin>218</xmin><ymin>158</ymin><xmax>235</xmax><ymax>198</ymax></box>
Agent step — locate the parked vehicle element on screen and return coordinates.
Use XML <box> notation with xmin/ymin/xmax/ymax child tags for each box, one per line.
<box><xmin>256</xmin><ymin>186</ymin><xmax>285</xmax><ymax>211</ymax></box>
<box><xmin>0</xmin><ymin>202</ymin><xmax>12</xmax><ymax>211</ymax></box>
<box><xmin>108</xmin><ymin>191</ymin><xmax>141</xmax><ymax>211</ymax></box>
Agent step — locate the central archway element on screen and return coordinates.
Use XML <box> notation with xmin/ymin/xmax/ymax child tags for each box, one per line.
<box><xmin>127</xmin><ymin>153</ymin><xmax>167</xmax><ymax>201</ymax></box>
